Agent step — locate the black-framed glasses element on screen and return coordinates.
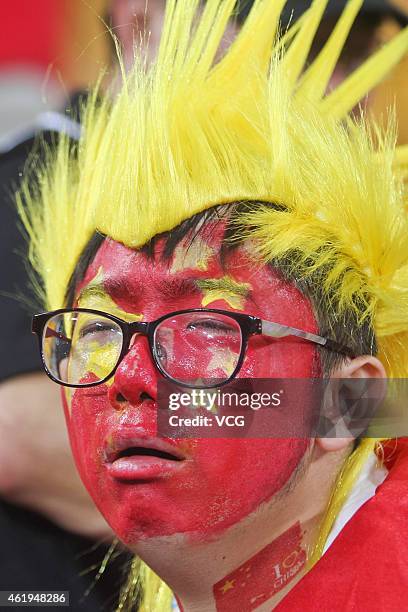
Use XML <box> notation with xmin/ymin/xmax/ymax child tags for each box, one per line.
<box><xmin>32</xmin><ymin>308</ymin><xmax>354</xmax><ymax>389</ymax></box>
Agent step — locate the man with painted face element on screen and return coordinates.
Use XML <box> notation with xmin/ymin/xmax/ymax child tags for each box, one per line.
<box><xmin>21</xmin><ymin>0</ymin><xmax>408</xmax><ymax>610</ymax></box>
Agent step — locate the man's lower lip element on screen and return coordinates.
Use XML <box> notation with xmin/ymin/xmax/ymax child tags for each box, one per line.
<box><xmin>106</xmin><ymin>456</ymin><xmax>184</xmax><ymax>480</ymax></box>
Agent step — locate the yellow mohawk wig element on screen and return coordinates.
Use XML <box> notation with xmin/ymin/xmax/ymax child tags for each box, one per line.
<box><xmin>21</xmin><ymin>0</ymin><xmax>408</xmax><ymax>378</ymax></box>
<box><xmin>19</xmin><ymin>0</ymin><xmax>408</xmax><ymax>607</ymax></box>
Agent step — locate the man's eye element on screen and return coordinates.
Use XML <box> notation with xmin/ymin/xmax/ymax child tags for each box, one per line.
<box><xmin>79</xmin><ymin>321</ymin><xmax>115</xmax><ymax>339</ymax></box>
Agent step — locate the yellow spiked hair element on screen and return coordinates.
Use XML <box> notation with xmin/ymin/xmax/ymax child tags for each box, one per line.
<box><xmin>19</xmin><ymin>0</ymin><xmax>408</xmax><ymax>609</ymax></box>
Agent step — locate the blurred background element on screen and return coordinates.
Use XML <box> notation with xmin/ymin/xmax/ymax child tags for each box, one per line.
<box><xmin>0</xmin><ymin>0</ymin><xmax>110</xmax><ymax>146</ymax></box>
<box><xmin>0</xmin><ymin>0</ymin><xmax>407</xmax><ymax>145</ymax></box>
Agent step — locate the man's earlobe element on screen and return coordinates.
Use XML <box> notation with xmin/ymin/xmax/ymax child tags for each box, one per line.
<box><xmin>317</xmin><ymin>356</ymin><xmax>386</xmax><ymax>452</ymax></box>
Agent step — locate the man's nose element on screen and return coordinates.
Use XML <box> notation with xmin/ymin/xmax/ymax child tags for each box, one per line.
<box><xmin>108</xmin><ymin>334</ymin><xmax>157</xmax><ymax>410</ymax></box>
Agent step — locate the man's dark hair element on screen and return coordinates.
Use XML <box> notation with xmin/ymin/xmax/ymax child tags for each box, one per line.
<box><xmin>65</xmin><ymin>201</ymin><xmax>376</xmax><ymax>375</ymax></box>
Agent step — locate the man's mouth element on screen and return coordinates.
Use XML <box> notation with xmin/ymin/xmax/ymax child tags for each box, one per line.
<box><xmin>104</xmin><ymin>436</ymin><xmax>186</xmax><ymax>481</ymax></box>
<box><xmin>115</xmin><ymin>446</ymin><xmax>182</xmax><ymax>461</ymax></box>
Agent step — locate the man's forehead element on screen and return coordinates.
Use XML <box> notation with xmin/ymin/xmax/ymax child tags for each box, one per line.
<box><xmin>74</xmin><ymin>213</ymin><xmax>265</xmax><ymax>307</ymax></box>
<box><xmin>158</xmin><ymin>216</ymin><xmax>228</xmax><ymax>263</ymax></box>
<box><xmin>76</xmin><ymin>208</ymin><xmax>271</xmax><ymax>308</ymax></box>
<box><xmin>81</xmin><ymin>218</ymin><xmax>229</xmax><ymax>281</ymax></box>
<box><xmin>73</xmin><ymin>227</ymin><xmax>318</xmax><ymax>338</ymax></box>
<box><xmin>77</xmin><ymin>243</ymin><xmax>252</xmax><ymax>306</ymax></box>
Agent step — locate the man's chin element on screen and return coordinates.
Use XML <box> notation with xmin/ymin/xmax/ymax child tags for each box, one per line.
<box><xmin>99</xmin><ymin>498</ymin><xmax>262</xmax><ymax>549</ymax></box>
<box><xmin>121</xmin><ymin>528</ymin><xmax>190</xmax><ymax>552</ymax></box>
<box><xmin>110</xmin><ymin>513</ymin><xmax>195</xmax><ymax>548</ymax></box>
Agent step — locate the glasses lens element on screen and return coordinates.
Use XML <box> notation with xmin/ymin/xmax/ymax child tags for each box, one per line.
<box><xmin>154</xmin><ymin>311</ymin><xmax>242</xmax><ymax>386</ymax></box>
<box><xmin>42</xmin><ymin>311</ymin><xmax>123</xmax><ymax>386</ymax></box>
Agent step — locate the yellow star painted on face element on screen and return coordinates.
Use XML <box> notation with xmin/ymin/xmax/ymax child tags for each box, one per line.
<box><xmin>207</xmin><ymin>346</ymin><xmax>238</xmax><ymax>378</ymax></box>
<box><xmin>220</xmin><ymin>579</ymin><xmax>235</xmax><ymax>594</ymax></box>
<box><xmin>78</xmin><ymin>266</ymin><xmax>143</xmax><ymax>323</ymax></box>
<box><xmin>197</xmin><ymin>276</ymin><xmax>250</xmax><ymax>310</ymax></box>
<box><xmin>67</xmin><ymin>266</ymin><xmax>145</xmax><ymax>390</ymax></box>
<box><xmin>77</xmin><ymin>343</ymin><xmax>119</xmax><ymax>387</ymax></box>
<box><xmin>170</xmin><ymin>237</ymin><xmax>215</xmax><ymax>273</ymax></box>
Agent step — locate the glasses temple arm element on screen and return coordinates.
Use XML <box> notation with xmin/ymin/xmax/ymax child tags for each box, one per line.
<box><xmin>261</xmin><ymin>320</ymin><xmax>327</xmax><ymax>346</ymax></box>
<box><xmin>260</xmin><ymin>320</ymin><xmax>355</xmax><ymax>358</ymax></box>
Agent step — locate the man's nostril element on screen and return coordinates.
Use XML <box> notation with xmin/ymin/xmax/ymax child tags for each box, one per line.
<box><xmin>140</xmin><ymin>391</ymin><xmax>153</xmax><ymax>402</ymax></box>
<box><xmin>116</xmin><ymin>393</ymin><xmax>127</xmax><ymax>403</ymax></box>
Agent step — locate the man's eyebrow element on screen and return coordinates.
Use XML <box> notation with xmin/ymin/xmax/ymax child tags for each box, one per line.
<box><xmin>77</xmin><ymin>277</ymin><xmax>251</xmax><ymax>305</ymax></box>
<box><xmin>77</xmin><ymin>277</ymin><xmax>201</xmax><ymax>303</ymax></box>
<box><xmin>77</xmin><ymin>278</ymin><xmax>138</xmax><ymax>305</ymax></box>
<box><xmin>196</xmin><ymin>277</ymin><xmax>251</xmax><ymax>297</ymax></box>
<box><xmin>155</xmin><ymin>277</ymin><xmax>200</xmax><ymax>299</ymax></box>
<box><xmin>77</xmin><ymin>283</ymin><xmax>107</xmax><ymax>303</ymax></box>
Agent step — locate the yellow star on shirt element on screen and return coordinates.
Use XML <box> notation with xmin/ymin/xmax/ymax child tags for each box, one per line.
<box><xmin>220</xmin><ymin>579</ymin><xmax>235</xmax><ymax>594</ymax></box>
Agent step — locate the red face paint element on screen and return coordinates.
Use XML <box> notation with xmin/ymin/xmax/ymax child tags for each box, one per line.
<box><xmin>64</xmin><ymin>230</ymin><xmax>320</xmax><ymax>545</ymax></box>
<box><xmin>213</xmin><ymin>522</ymin><xmax>306</xmax><ymax>611</ymax></box>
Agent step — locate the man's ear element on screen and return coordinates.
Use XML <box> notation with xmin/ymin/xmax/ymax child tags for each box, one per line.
<box><xmin>316</xmin><ymin>355</ymin><xmax>386</xmax><ymax>453</ymax></box>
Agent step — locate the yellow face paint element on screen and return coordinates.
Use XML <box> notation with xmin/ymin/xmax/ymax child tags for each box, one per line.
<box><xmin>170</xmin><ymin>237</ymin><xmax>215</xmax><ymax>273</ymax></box>
<box><xmin>65</xmin><ymin>266</ymin><xmax>144</xmax><ymax>389</ymax></box>
<box><xmin>63</xmin><ymin>386</ymin><xmax>73</xmax><ymax>412</ymax></box>
<box><xmin>71</xmin><ymin>342</ymin><xmax>119</xmax><ymax>387</ymax></box>
<box><xmin>78</xmin><ymin>266</ymin><xmax>143</xmax><ymax>323</ymax></box>
<box><xmin>207</xmin><ymin>345</ymin><xmax>238</xmax><ymax>378</ymax></box>
<box><xmin>66</xmin><ymin>309</ymin><xmax>123</xmax><ymax>387</ymax></box>
<box><xmin>197</xmin><ymin>276</ymin><xmax>251</xmax><ymax>310</ymax></box>
<box><xmin>62</xmin><ymin>336</ymin><xmax>118</xmax><ymax>414</ymax></box>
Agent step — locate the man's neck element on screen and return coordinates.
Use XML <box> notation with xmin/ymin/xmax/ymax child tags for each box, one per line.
<box><xmin>133</xmin><ymin>446</ymin><xmax>348</xmax><ymax>611</ymax></box>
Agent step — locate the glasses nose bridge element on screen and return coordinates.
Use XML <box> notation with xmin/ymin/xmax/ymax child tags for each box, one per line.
<box><xmin>125</xmin><ymin>320</ymin><xmax>149</xmax><ymax>343</ymax></box>
<box><xmin>127</xmin><ymin>320</ymin><xmax>149</xmax><ymax>335</ymax></box>
<box><xmin>123</xmin><ymin>320</ymin><xmax>150</xmax><ymax>353</ymax></box>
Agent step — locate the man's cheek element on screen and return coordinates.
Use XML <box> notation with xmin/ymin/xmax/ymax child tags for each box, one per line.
<box><xmin>62</xmin><ymin>388</ymin><xmax>108</xmax><ymax>490</ymax></box>
<box><xmin>61</xmin><ymin>399</ymin><xmax>92</xmax><ymax>489</ymax></box>
<box><xmin>194</xmin><ymin>439</ymin><xmax>308</xmax><ymax>515</ymax></box>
